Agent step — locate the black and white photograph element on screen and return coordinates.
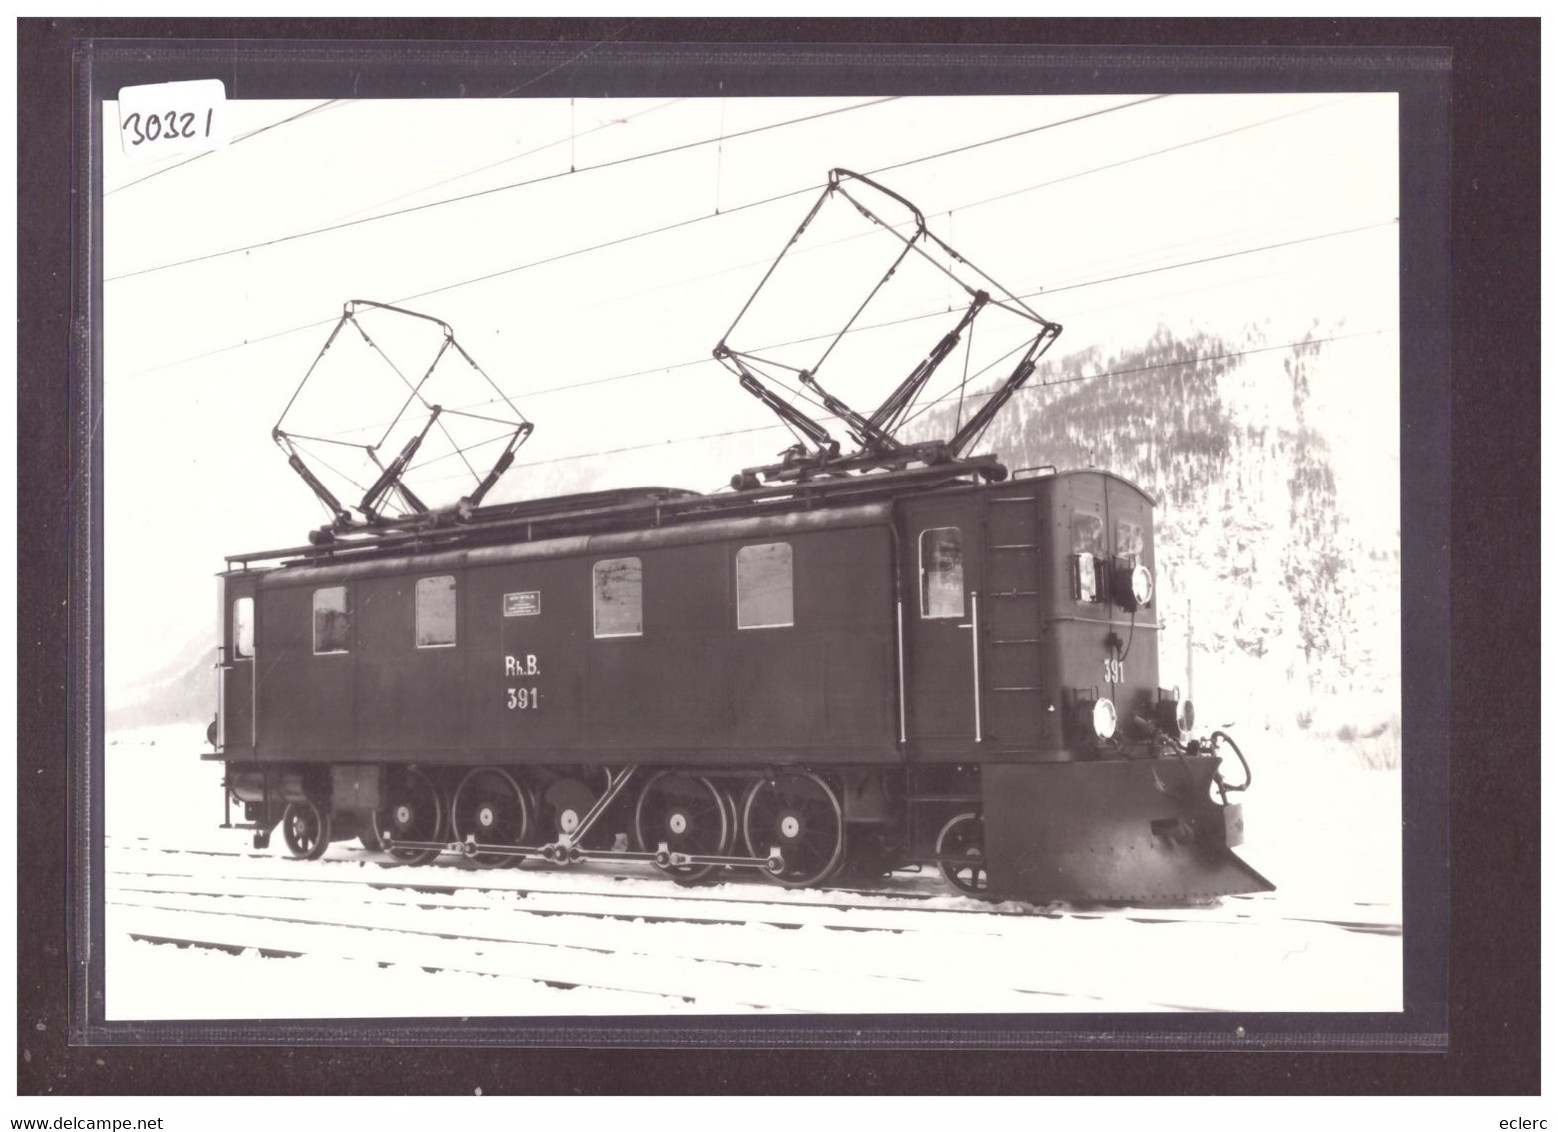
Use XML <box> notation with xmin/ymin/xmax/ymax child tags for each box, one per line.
<box><xmin>95</xmin><ymin>75</ymin><xmax>1415</xmax><ymax>1025</ymax></box>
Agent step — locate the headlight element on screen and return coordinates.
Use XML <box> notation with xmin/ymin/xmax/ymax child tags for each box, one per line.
<box><xmin>1131</xmin><ymin>564</ymin><xmax>1153</xmax><ymax>606</ymax></box>
<box><xmin>1178</xmin><ymin>698</ymin><xmax>1196</xmax><ymax>734</ymax></box>
<box><xmin>1092</xmin><ymin>697</ymin><xmax>1118</xmax><ymax>739</ymax></box>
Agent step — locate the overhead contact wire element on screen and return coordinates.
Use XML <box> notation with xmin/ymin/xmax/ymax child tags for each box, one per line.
<box><xmin>332</xmin><ymin>97</ymin><xmax>687</xmax><ymax>222</ymax></box>
<box><xmin>411</xmin><ymin>328</ymin><xmax>1385</xmax><ymax>485</ymax></box>
<box><xmin>107</xmin><ymin>97</ymin><xmax>904</xmax><ymax>282</ymax></box>
<box><xmin>120</xmin><ymin>94</ymin><xmax>1320</xmax><ymax>380</ymax></box>
<box><xmin>312</xmin><ymin>213</ymin><xmax>1402</xmax><ymax>440</ymax></box>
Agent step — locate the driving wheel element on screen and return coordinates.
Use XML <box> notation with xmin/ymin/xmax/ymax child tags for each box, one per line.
<box><xmin>451</xmin><ymin>767</ymin><xmax>531</xmax><ymax>867</ymax></box>
<box><xmin>741</xmin><ymin>770</ymin><xmax>846</xmax><ymax>888</ymax></box>
<box><xmin>378</xmin><ymin>766</ymin><xmax>446</xmax><ymax>865</ymax></box>
<box><xmin>634</xmin><ymin>772</ymin><xmax>730</xmax><ymax>884</ymax></box>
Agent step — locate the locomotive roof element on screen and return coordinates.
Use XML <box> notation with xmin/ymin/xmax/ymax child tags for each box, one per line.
<box><xmin>224</xmin><ymin>458</ymin><xmax>1155</xmax><ymax>574</ymax></box>
<box><xmin>253</xmin><ymin>501</ymin><xmax>896</xmax><ymax>587</ymax></box>
<box><xmin>1057</xmin><ymin>466</ymin><xmax>1158</xmax><ymax>507</ymax></box>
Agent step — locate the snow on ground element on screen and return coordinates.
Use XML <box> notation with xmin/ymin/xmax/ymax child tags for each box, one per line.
<box><xmin>104</xmin><ymin>932</ymin><xmax>721</xmax><ymax>1017</ymax></box>
<box><xmin>1232</xmin><ymin>737</ymin><xmax>1403</xmax><ymax>913</ymax></box>
<box><xmin>102</xmin><ymin>723</ymin><xmax>1404</xmax><ymax>1019</ymax></box>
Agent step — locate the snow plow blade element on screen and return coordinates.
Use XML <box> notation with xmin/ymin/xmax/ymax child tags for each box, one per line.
<box><xmin>981</xmin><ymin>758</ymin><xmax>1274</xmax><ymax>904</ymax></box>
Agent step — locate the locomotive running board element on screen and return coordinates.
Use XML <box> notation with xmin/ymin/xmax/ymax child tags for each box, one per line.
<box><xmin>981</xmin><ymin>757</ymin><xmax>1274</xmax><ymax>904</ymax></box>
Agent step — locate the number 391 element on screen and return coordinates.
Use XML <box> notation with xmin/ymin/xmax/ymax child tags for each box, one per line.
<box><xmin>123</xmin><ymin>109</ymin><xmax>212</xmax><ymax>146</ymax></box>
<box><xmin>1103</xmin><ymin>657</ymin><xmax>1124</xmax><ymax>684</ymax></box>
<box><xmin>506</xmin><ymin>687</ymin><xmax>538</xmax><ymax>710</ymax></box>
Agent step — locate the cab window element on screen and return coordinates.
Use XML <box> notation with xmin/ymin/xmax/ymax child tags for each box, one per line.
<box><xmin>1072</xmin><ymin>513</ymin><xmax>1105</xmax><ymax>603</ymax></box>
<box><xmin>593</xmin><ymin>557</ymin><xmax>643</xmax><ymax>638</ymax></box>
<box><xmin>920</xmin><ymin>527</ymin><xmax>964</xmax><ymax>619</ymax></box>
<box><xmin>313</xmin><ymin>586</ymin><xmax>350</xmax><ymax>654</ymax></box>
<box><xmin>737</xmin><ymin>542</ymin><xmax>793</xmax><ymax>629</ymax></box>
<box><xmin>415</xmin><ymin>575</ymin><xmax>457</xmax><ymax>648</ymax></box>
<box><xmin>1072</xmin><ymin>513</ymin><xmax>1105</xmax><ymax>555</ymax></box>
<box><xmin>232</xmin><ymin>597</ymin><xmax>254</xmax><ymax>659</ymax></box>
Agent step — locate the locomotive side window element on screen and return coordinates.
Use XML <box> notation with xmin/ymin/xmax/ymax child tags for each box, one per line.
<box><xmin>415</xmin><ymin>575</ymin><xmax>457</xmax><ymax>648</ymax></box>
<box><xmin>232</xmin><ymin>597</ymin><xmax>254</xmax><ymax>659</ymax></box>
<box><xmin>1072</xmin><ymin>513</ymin><xmax>1105</xmax><ymax>603</ymax></box>
<box><xmin>313</xmin><ymin>586</ymin><xmax>350</xmax><ymax>654</ymax></box>
<box><xmin>736</xmin><ymin>542</ymin><xmax>793</xmax><ymax>629</ymax></box>
<box><xmin>1116</xmin><ymin>520</ymin><xmax>1144</xmax><ymax>561</ymax></box>
<box><xmin>919</xmin><ymin>527</ymin><xmax>964</xmax><ymax>619</ymax></box>
<box><xmin>593</xmin><ymin>557</ymin><xmax>643</xmax><ymax>638</ymax></box>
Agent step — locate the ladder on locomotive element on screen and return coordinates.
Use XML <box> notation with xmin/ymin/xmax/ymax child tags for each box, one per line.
<box><xmin>981</xmin><ymin>493</ymin><xmax>1048</xmax><ymax>748</ymax></box>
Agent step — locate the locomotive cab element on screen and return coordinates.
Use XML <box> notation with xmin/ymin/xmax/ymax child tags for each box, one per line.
<box><xmin>897</xmin><ymin>468</ymin><xmax>1167</xmax><ymax>764</ymax></box>
<box><xmin>893</xmin><ymin>468</ymin><xmax>1268</xmax><ymax>902</ymax></box>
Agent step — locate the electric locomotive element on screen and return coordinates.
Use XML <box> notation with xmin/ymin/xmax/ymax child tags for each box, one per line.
<box><xmin>202</xmin><ymin>170</ymin><xmax>1270</xmax><ymax>904</ymax></box>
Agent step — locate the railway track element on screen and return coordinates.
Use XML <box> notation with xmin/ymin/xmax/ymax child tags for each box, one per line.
<box><xmin>104</xmin><ymin>835</ymin><xmax>1401</xmax><ymax>1015</ymax></box>
<box><xmin>111</xmin><ymin>841</ymin><xmax>1049</xmax><ymax>919</ymax></box>
<box><xmin>105</xmin><ymin>836</ymin><xmax>1400</xmax><ymax>931</ymax></box>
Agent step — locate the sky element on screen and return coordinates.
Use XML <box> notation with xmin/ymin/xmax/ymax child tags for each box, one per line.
<box><xmin>102</xmin><ymin>92</ymin><xmax>1400</xmax><ymax>694</ymax></box>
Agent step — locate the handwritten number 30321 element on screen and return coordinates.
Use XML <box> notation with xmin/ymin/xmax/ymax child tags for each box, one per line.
<box><xmin>124</xmin><ymin>109</ymin><xmax>213</xmax><ymax>146</ymax></box>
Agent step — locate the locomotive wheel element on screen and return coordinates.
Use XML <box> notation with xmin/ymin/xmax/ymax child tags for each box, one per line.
<box><xmin>451</xmin><ymin>767</ymin><xmax>531</xmax><ymax>868</ymax></box>
<box><xmin>742</xmin><ymin>771</ymin><xmax>846</xmax><ymax>888</ymax></box>
<box><xmin>633</xmin><ymin>772</ymin><xmax>730</xmax><ymax>885</ymax></box>
<box><xmin>280</xmin><ymin>801</ymin><xmax>330</xmax><ymax>861</ymax></box>
<box><xmin>379</xmin><ymin>766</ymin><xmax>445</xmax><ymax>866</ymax></box>
<box><xmin>539</xmin><ymin>776</ymin><xmax>601</xmax><ymax>848</ymax></box>
<box><xmin>936</xmin><ymin>812</ymin><xmax>989</xmax><ymax>896</ymax></box>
